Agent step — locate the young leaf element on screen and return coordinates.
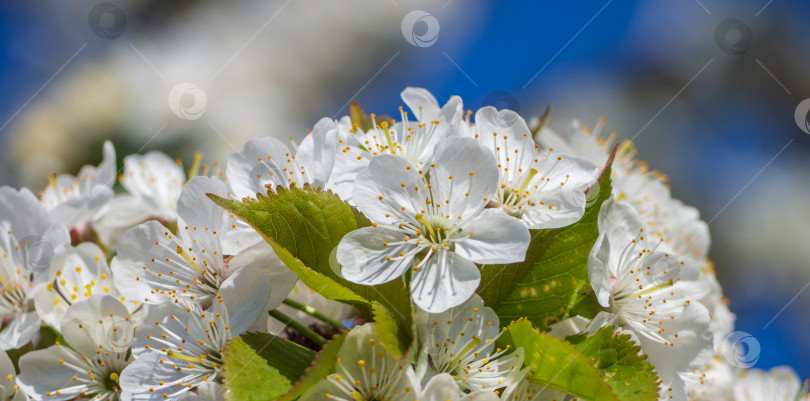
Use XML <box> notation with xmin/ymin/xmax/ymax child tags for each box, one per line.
<box><xmin>501</xmin><ymin>319</ymin><xmax>619</xmax><ymax>401</ymax></box>
<box><xmin>209</xmin><ymin>185</ymin><xmax>413</xmax><ymax>355</ymax></box>
<box><xmin>276</xmin><ymin>330</ymin><xmax>348</xmax><ymax>401</ymax></box>
<box><xmin>569</xmin><ymin>326</ymin><xmax>660</xmax><ymax>401</ymax></box>
<box><xmin>478</xmin><ymin>149</ymin><xmax>614</xmax><ymax>330</ymax></box>
<box><xmin>268</xmin><ymin>239</ymin><xmax>372</xmax><ymax>315</ymax></box>
<box><xmin>222</xmin><ymin>333</ymin><xmax>316</xmax><ymax>401</ymax></box>
<box><xmin>371</xmin><ymin>301</ymin><xmax>410</xmax><ymax>359</ymax></box>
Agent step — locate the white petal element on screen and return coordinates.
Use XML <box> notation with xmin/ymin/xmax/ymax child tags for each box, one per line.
<box><xmin>549</xmin><ymin>315</ymin><xmax>592</xmax><ymax>338</ymax></box>
<box><xmin>296</xmin><ymin>117</ymin><xmax>339</xmax><ymax>188</ymax></box>
<box><xmin>228</xmin><ymin>240</ymin><xmax>297</xmax><ymax>311</ymax></box>
<box><xmin>337</xmin><ymin>227</ymin><xmax>417</xmax><ymax>285</ymax></box>
<box><xmin>411</xmin><ymin>250</ymin><xmax>480</xmax><ymax>313</ymax></box>
<box><xmin>638</xmin><ymin>302</ymin><xmax>713</xmax><ymax>383</ymax></box>
<box><xmin>226</xmin><ymin>137</ymin><xmax>303</xmax><ymax>200</ymax></box>
<box><xmin>454</xmin><ymin>209</ymin><xmax>529</xmax><ymax>264</ymax></box>
<box><xmin>120</xmin><ymin>352</ymin><xmax>191</xmax><ymax>401</ymax></box>
<box><xmin>96</xmin><ymin>140</ymin><xmax>117</xmax><ymax>188</ymax></box>
<box><xmin>112</xmin><ymin>220</ymin><xmax>225</xmax><ymax>305</ymax></box>
<box><xmin>34</xmin><ymin>242</ymin><xmax>118</xmax><ymax>328</ymax></box>
<box><xmin>587</xmin><ymin>233</ymin><xmax>612</xmax><ymax>307</ymax></box>
<box><xmin>585</xmin><ymin>311</ymin><xmax>618</xmax><ymax>334</ymax></box>
<box><xmin>121</xmin><ymin>151</ymin><xmax>185</xmax><ymax>216</ymax></box>
<box><xmin>401</xmin><ymin>87</ymin><xmax>441</xmax><ymax>122</ymax></box>
<box><xmin>428</xmin><ymin>137</ymin><xmax>499</xmax><ymax>218</ymax></box>
<box><xmin>419</xmin><ymin>374</ymin><xmax>464</xmax><ymax>401</ymax></box>
<box><xmin>598</xmin><ymin>199</ymin><xmax>645</xmax><ymax>237</ymax></box>
<box><xmin>0</xmin><ymin>312</ymin><xmax>40</xmax><ymax>350</ymax></box>
<box><xmin>17</xmin><ymin>345</ymin><xmax>88</xmax><ymax>401</ymax></box>
<box><xmin>353</xmin><ymin>155</ymin><xmax>424</xmax><ymax>225</ymax></box>
<box><xmin>521</xmin><ymin>154</ymin><xmax>598</xmax><ymax>229</ymax></box>
<box><xmin>60</xmin><ymin>294</ymin><xmax>131</xmax><ymax>356</ymax></box>
<box><xmin>94</xmin><ymin>194</ymin><xmax>159</xmax><ymax>239</ymax></box>
<box><xmin>176</xmin><ymin>176</ymin><xmax>228</xmax><ymax>237</ymax></box>
<box><xmin>0</xmin><ymin>350</ymin><xmax>15</xmax><ymax>400</ymax></box>
<box><xmin>475</xmin><ymin>107</ymin><xmax>531</xmax><ymax>143</ymax></box>
<box><xmin>217</xmin><ymin>264</ymin><xmax>270</xmax><ymax>336</ymax></box>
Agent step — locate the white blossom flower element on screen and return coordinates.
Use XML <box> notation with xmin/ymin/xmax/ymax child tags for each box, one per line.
<box><xmin>111</xmin><ymin>176</ymin><xmax>293</xmax><ymax>315</ymax></box>
<box><xmin>415</xmin><ymin>294</ymin><xmax>523</xmax><ymax>392</ymax></box>
<box><xmin>470</xmin><ymin>107</ymin><xmax>599</xmax><ymax>229</ymax></box>
<box><xmin>40</xmin><ymin>141</ymin><xmax>116</xmax><ymax>229</ymax></box>
<box><xmin>299</xmin><ymin>324</ymin><xmax>418</xmax><ymax>401</ymax></box>
<box><xmin>33</xmin><ymin>242</ymin><xmax>136</xmax><ymax>329</ymax></box>
<box><xmin>226</xmin><ymin>119</ymin><xmax>339</xmax><ymax>200</ymax></box>
<box><xmin>0</xmin><ymin>349</ymin><xmax>25</xmax><ymax>401</ymax></box>
<box><xmin>733</xmin><ymin>367</ymin><xmax>810</xmax><ymax>401</ymax></box>
<box><xmin>419</xmin><ymin>374</ymin><xmax>499</xmax><ymax>401</ymax></box>
<box><xmin>683</xmin><ymin>355</ymin><xmax>736</xmax><ymax>401</ymax></box>
<box><xmin>698</xmin><ymin>271</ymin><xmax>735</xmax><ymax>353</ymax></box>
<box><xmin>0</xmin><ymin>187</ymin><xmax>69</xmax><ymax>349</ymax></box>
<box><xmin>537</xmin><ymin>121</ymin><xmax>711</xmax><ymax>262</ymax></box>
<box><xmin>120</xmin><ymin>151</ymin><xmax>187</xmax><ymax>219</ymax></box>
<box><xmin>94</xmin><ymin>151</ymin><xmax>189</xmax><ymax>246</ymax></box>
<box><xmin>587</xmin><ymin>199</ymin><xmax>713</xmax><ymax>400</ymax></box>
<box><xmin>534</xmin><ymin>118</ymin><xmax>613</xmax><ymax>168</ymax></box>
<box><xmin>17</xmin><ymin>294</ymin><xmax>134</xmax><ymax>401</ymax></box>
<box><xmin>119</xmin><ymin>272</ymin><xmax>268</xmax><ymax>401</ymax></box>
<box><xmin>337</xmin><ymin>136</ymin><xmax>530</xmax><ymax>312</ymax></box>
<box><xmin>224</xmin><ymin>118</ymin><xmax>340</xmax><ymax>252</ymax></box>
<box><xmin>611</xmin><ymin>166</ymin><xmax>710</xmax><ymax>262</ymax></box>
<box><xmin>330</xmin><ymin>87</ymin><xmax>465</xmax><ymax>203</ymax></box>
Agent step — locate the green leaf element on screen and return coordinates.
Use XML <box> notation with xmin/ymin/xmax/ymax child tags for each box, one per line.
<box><xmin>570</xmin><ymin>326</ymin><xmax>660</xmax><ymax>401</ymax></box>
<box><xmin>478</xmin><ymin>150</ymin><xmax>614</xmax><ymax>330</ymax></box>
<box><xmin>269</xmin><ymin>239</ymin><xmax>372</xmax><ymax>314</ymax></box>
<box><xmin>568</xmin><ymin>292</ymin><xmax>604</xmax><ymax>320</ymax></box>
<box><xmin>277</xmin><ymin>330</ymin><xmax>348</xmax><ymax>401</ymax></box>
<box><xmin>222</xmin><ymin>333</ymin><xmax>316</xmax><ymax>401</ymax></box>
<box><xmin>209</xmin><ymin>185</ymin><xmax>413</xmax><ymax>356</ymax></box>
<box><xmin>502</xmin><ymin>319</ymin><xmax>619</xmax><ymax>401</ymax></box>
<box><xmin>371</xmin><ymin>301</ymin><xmax>411</xmax><ymax>359</ymax></box>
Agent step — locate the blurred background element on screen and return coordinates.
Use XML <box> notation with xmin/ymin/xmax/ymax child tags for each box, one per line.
<box><xmin>0</xmin><ymin>0</ymin><xmax>808</xmax><ymax>376</ymax></box>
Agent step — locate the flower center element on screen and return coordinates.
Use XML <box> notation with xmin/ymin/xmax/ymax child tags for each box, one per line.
<box><xmin>414</xmin><ymin>214</ymin><xmax>455</xmax><ymax>244</ymax></box>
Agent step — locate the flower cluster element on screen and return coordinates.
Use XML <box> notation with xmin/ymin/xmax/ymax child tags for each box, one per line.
<box><xmin>0</xmin><ymin>88</ymin><xmax>805</xmax><ymax>401</ymax></box>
